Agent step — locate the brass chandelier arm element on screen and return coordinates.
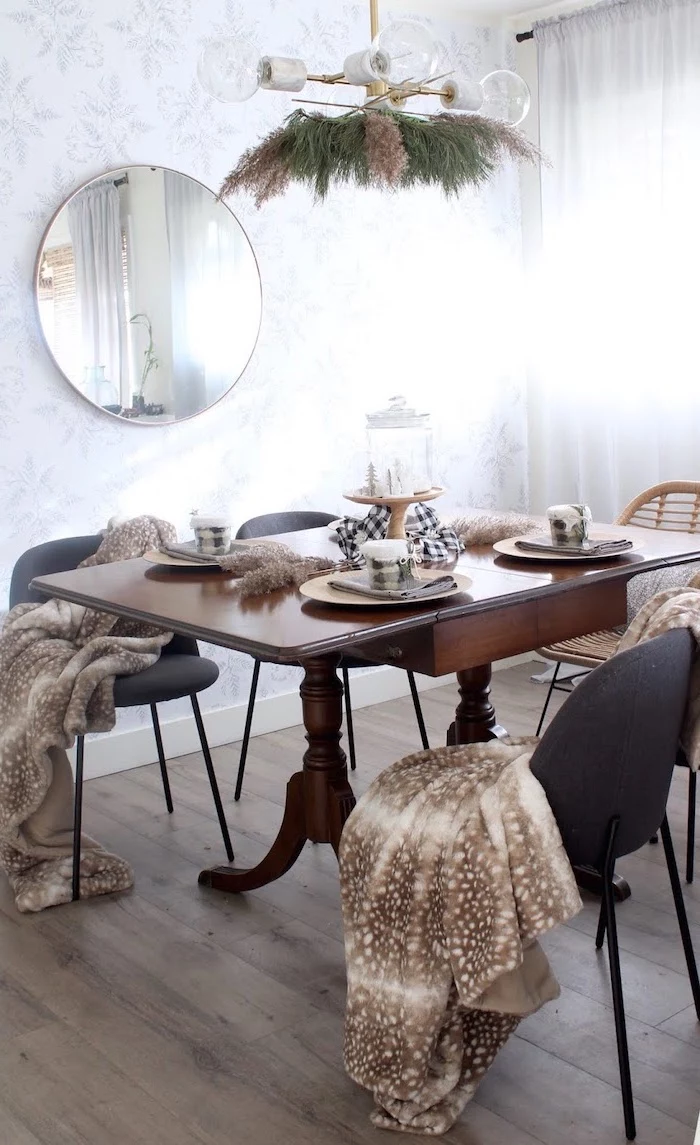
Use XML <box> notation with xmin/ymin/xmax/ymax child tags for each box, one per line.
<box><xmin>394</xmin><ymin>84</ymin><xmax>450</xmax><ymax>98</ymax></box>
<box><xmin>306</xmin><ymin>72</ymin><xmax>348</xmax><ymax>84</ymax></box>
<box><xmin>370</xmin><ymin>0</ymin><xmax>380</xmax><ymax>39</ymax></box>
<box><xmin>306</xmin><ymin>74</ymin><xmax>449</xmax><ymax>96</ymax></box>
<box><xmin>303</xmin><ymin>75</ymin><xmax>451</xmax><ymax>106</ymax></box>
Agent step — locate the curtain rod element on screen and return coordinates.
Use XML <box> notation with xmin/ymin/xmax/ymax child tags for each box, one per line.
<box><xmin>516</xmin><ymin>30</ymin><xmax>534</xmax><ymax>41</ymax></box>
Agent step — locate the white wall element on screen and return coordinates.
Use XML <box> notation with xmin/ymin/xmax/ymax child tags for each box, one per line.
<box><xmin>0</xmin><ymin>1</ymin><xmax>529</xmax><ymax>761</ymax></box>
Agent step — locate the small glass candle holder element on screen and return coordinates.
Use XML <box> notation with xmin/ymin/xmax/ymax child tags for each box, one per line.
<box><xmin>360</xmin><ymin>395</ymin><xmax>433</xmax><ymax>498</ymax></box>
<box><xmin>361</xmin><ymin>539</ymin><xmax>415</xmax><ymax>590</ymax></box>
<box><xmin>190</xmin><ymin>513</ymin><xmax>232</xmax><ymax>556</ymax></box>
<box><xmin>547</xmin><ymin>504</ymin><xmax>592</xmax><ymax>547</ymax></box>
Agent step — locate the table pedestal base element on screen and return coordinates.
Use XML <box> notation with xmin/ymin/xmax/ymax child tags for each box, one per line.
<box><xmin>573</xmin><ymin>865</ymin><xmax>631</xmax><ymax>902</ymax></box>
<box><xmin>199</xmin><ymin>655</ymin><xmax>355</xmax><ymax>893</ymax></box>
<box><xmin>447</xmin><ymin>665</ymin><xmax>508</xmax><ymax>745</ymax></box>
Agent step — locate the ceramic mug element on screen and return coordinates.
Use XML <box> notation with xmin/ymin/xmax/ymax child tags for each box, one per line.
<box><xmin>361</xmin><ymin>539</ymin><xmax>415</xmax><ymax>590</ymax></box>
<box><xmin>190</xmin><ymin>514</ymin><xmax>232</xmax><ymax>556</ymax></box>
<box><xmin>547</xmin><ymin>504</ymin><xmax>592</xmax><ymax>547</ymax></box>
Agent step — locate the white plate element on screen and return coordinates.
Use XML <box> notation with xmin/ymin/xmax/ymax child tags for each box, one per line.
<box><xmin>299</xmin><ymin>569</ymin><xmax>471</xmax><ymax>607</ymax></box>
<box><xmin>493</xmin><ymin>534</ymin><xmax>642</xmax><ymax>562</ymax></box>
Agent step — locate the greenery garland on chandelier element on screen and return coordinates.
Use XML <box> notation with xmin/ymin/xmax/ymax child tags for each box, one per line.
<box><xmin>219</xmin><ymin>108</ymin><xmax>542</xmax><ymax>207</ymax></box>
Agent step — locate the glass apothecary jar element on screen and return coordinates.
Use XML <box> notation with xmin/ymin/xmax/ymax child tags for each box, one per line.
<box><xmin>358</xmin><ymin>396</ymin><xmax>433</xmax><ymax>498</ymax></box>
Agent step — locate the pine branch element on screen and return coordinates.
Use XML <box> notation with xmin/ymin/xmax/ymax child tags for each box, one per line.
<box><xmin>218</xmin><ymin>109</ymin><xmax>543</xmax><ymax>207</ymax></box>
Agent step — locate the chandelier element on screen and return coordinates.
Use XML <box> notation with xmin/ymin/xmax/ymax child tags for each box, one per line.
<box><xmin>197</xmin><ymin>1</ymin><xmax>539</xmax><ymax>206</ymax></box>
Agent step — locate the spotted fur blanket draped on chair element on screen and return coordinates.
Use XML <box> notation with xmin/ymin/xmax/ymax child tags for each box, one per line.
<box><xmin>0</xmin><ymin>516</ymin><xmax>176</xmax><ymax>912</ymax></box>
<box><xmin>617</xmin><ymin>570</ymin><xmax>700</xmax><ymax>770</ymax></box>
<box><xmin>339</xmin><ymin>739</ymin><xmax>582</xmax><ymax>1135</ymax></box>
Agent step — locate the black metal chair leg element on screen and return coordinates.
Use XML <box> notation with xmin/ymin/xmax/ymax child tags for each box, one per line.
<box><xmin>150</xmin><ymin>704</ymin><xmax>173</xmax><ymax>814</ymax></box>
<box><xmin>72</xmin><ymin>735</ymin><xmax>85</xmax><ymax>902</ymax></box>
<box><xmin>408</xmin><ymin>672</ymin><xmax>429</xmax><ymax>750</ymax></box>
<box><xmin>600</xmin><ymin>818</ymin><xmax>636</xmax><ymax>1140</ymax></box>
<box><xmin>342</xmin><ymin>666</ymin><xmax>357</xmax><ymax>772</ymax></box>
<box><xmin>595</xmin><ymin>897</ymin><xmax>607</xmax><ymax>950</ymax></box>
<box><xmin>190</xmin><ymin>694</ymin><xmax>234</xmax><ymax>862</ymax></box>
<box><xmin>536</xmin><ymin>662</ymin><xmax>561</xmax><ymax>736</ymax></box>
<box><xmin>687</xmin><ymin>770</ymin><xmax>696</xmax><ymax>884</ymax></box>
<box><xmin>660</xmin><ymin>815</ymin><xmax>700</xmax><ymax>1018</ymax></box>
<box><xmin>235</xmin><ymin>660</ymin><xmax>261</xmax><ymax>801</ymax></box>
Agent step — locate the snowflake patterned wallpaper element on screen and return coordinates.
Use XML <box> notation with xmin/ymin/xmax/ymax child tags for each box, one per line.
<box><xmin>0</xmin><ymin>0</ymin><xmax>528</xmax><ymax>726</ymax></box>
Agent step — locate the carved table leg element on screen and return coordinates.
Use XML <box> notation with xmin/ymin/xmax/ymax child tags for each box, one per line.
<box><xmin>446</xmin><ymin>664</ymin><xmax>508</xmax><ymax>745</ymax></box>
<box><xmin>199</xmin><ymin>654</ymin><xmax>355</xmax><ymax>893</ymax></box>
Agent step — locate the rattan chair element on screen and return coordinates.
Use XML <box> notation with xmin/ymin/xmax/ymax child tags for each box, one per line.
<box><xmin>535</xmin><ymin>481</ymin><xmax>700</xmax><ymax>882</ymax></box>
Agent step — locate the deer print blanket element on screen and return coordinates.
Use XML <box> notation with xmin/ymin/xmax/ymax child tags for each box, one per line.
<box><xmin>0</xmin><ymin>516</ymin><xmax>176</xmax><ymax>913</ymax></box>
<box><xmin>339</xmin><ymin>739</ymin><xmax>582</xmax><ymax>1135</ymax></box>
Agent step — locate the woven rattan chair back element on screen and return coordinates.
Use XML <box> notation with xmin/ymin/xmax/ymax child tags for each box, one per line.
<box><xmin>616</xmin><ymin>481</ymin><xmax>700</xmax><ymax>532</ymax></box>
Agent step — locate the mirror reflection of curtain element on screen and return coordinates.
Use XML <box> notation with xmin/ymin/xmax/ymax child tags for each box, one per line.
<box><xmin>164</xmin><ymin>171</ymin><xmax>254</xmax><ymax>419</ymax></box>
<box><xmin>68</xmin><ymin>180</ymin><xmax>125</xmax><ymax>406</ymax></box>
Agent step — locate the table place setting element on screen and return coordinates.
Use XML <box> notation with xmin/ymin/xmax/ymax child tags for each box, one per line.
<box><xmin>301</xmin><ymin>538</ymin><xmax>470</xmax><ymax>607</ymax></box>
<box><xmin>141</xmin><ymin>510</ymin><xmax>362</xmax><ymax>596</ymax></box>
<box><xmin>493</xmin><ymin>503</ymin><xmax>641</xmax><ymax>562</ymax></box>
<box><xmin>141</xmin><ymin>497</ymin><xmax>471</xmax><ymax>609</ymax></box>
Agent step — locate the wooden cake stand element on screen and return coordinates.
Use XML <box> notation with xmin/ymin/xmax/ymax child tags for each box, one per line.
<box><xmin>343</xmin><ymin>487</ymin><xmax>444</xmax><ymax>540</ymax></box>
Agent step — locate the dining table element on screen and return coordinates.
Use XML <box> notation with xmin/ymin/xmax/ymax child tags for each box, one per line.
<box><xmin>31</xmin><ymin>517</ymin><xmax>700</xmax><ymax>899</ymax></box>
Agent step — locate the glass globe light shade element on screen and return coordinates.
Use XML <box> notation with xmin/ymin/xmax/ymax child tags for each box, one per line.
<box><xmin>197</xmin><ymin>36</ymin><xmax>262</xmax><ymax>103</ymax></box>
<box><xmin>479</xmin><ymin>70</ymin><xmax>531</xmax><ymax>126</ymax></box>
<box><xmin>370</xmin><ymin>20</ymin><xmax>438</xmax><ymax>89</ymax></box>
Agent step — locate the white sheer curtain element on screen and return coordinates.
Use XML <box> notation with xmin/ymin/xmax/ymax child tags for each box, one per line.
<box><xmin>68</xmin><ymin>180</ymin><xmax>125</xmax><ymax>404</ymax></box>
<box><xmin>528</xmin><ymin>0</ymin><xmax>700</xmax><ymax>520</ymax></box>
<box><xmin>164</xmin><ymin>172</ymin><xmax>255</xmax><ymax>420</ymax></box>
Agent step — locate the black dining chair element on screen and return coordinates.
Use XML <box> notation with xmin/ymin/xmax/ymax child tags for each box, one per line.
<box><xmin>529</xmin><ymin>628</ymin><xmax>700</xmax><ymax>1140</ymax></box>
<box><xmin>534</xmin><ymin>482</ymin><xmax>700</xmax><ymax>885</ymax></box>
<box><xmin>233</xmin><ymin>510</ymin><xmax>430</xmax><ymax>801</ymax></box>
<box><xmin>10</xmin><ymin>535</ymin><xmax>234</xmax><ymax>901</ymax></box>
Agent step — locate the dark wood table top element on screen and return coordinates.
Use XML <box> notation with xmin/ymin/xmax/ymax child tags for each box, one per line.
<box><xmin>31</xmin><ymin>522</ymin><xmax>700</xmax><ymax>664</ymax></box>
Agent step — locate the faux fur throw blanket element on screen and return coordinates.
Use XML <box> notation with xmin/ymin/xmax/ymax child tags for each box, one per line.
<box><xmin>617</xmin><ymin>570</ymin><xmax>700</xmax><ymax>770</ymax></box>
<box><xmin>339</xmin><ymin>739</ymin><xmax>582</xmax><ymax>1135</ymax></box>
<box><xmin>0</xmin><ymin>515</ymin><xmax>176</xmax><ymax>912</ymax></box>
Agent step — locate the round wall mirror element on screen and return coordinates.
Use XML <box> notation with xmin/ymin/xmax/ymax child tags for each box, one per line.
<box><xmin>35</xmin><ymin>165</ymin><xmax>262</xmax><ymax>423</ymax></box>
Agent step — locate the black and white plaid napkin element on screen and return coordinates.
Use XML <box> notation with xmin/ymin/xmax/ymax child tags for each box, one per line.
<box><xmin>335</xmin><ymin>503</ymin><xmax>460</xmax><ymax>563</ymax></box>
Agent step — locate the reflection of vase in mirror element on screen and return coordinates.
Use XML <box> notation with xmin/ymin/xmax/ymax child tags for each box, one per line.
<box><xmin>83</xmin><ymin>364</ymin><xmax>120</xmax><ymax>408</ymax></box>
<box><xmin>35</xmin><ymin>165</ymin><xmax>262</xmax><ymax>424</ymax></box>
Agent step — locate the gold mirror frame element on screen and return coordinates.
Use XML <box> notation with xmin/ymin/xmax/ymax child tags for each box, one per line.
<box><xmin>34</xmin><ymin>164</ymin><xmax>263</xmax><ymax>426</ymax></box>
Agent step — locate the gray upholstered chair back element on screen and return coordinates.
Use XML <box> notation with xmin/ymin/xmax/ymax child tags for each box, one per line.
<box><xmin>9</xmin><ymin>535</ymin><xmax>197</xmax><ymax>657</ymax></box>
<box><xmin>530</xmin><ymin>628</ymin><xmax>693</xmax><ymax>868</ymax></box>
<box><xmin>10</xmin><ymin>536</ymin><xmax>102</xmax><ymax>606</ymax></box>
<box><xmin>236</xmin><ymin>511</ymin><xmax>336</xmax><ymax>539</ymax></box>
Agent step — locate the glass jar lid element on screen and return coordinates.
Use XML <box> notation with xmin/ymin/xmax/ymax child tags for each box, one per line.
<box><xmin>366</xmin><ymin>395</ymin><xmax>430</xmax><ymax>429</ymax></box>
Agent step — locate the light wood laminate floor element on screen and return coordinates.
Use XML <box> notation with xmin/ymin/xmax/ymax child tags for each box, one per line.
<box><xmin>1</xmin><ymin>663</ymin><xmax>698</xmax><ymax>1145</ymax></box>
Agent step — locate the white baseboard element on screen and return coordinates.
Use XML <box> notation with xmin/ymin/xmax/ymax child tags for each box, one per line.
<box><xmin>74</xmin><ymin>655</ymin><xmax>535</xmax><ymax>781</ymax></box>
